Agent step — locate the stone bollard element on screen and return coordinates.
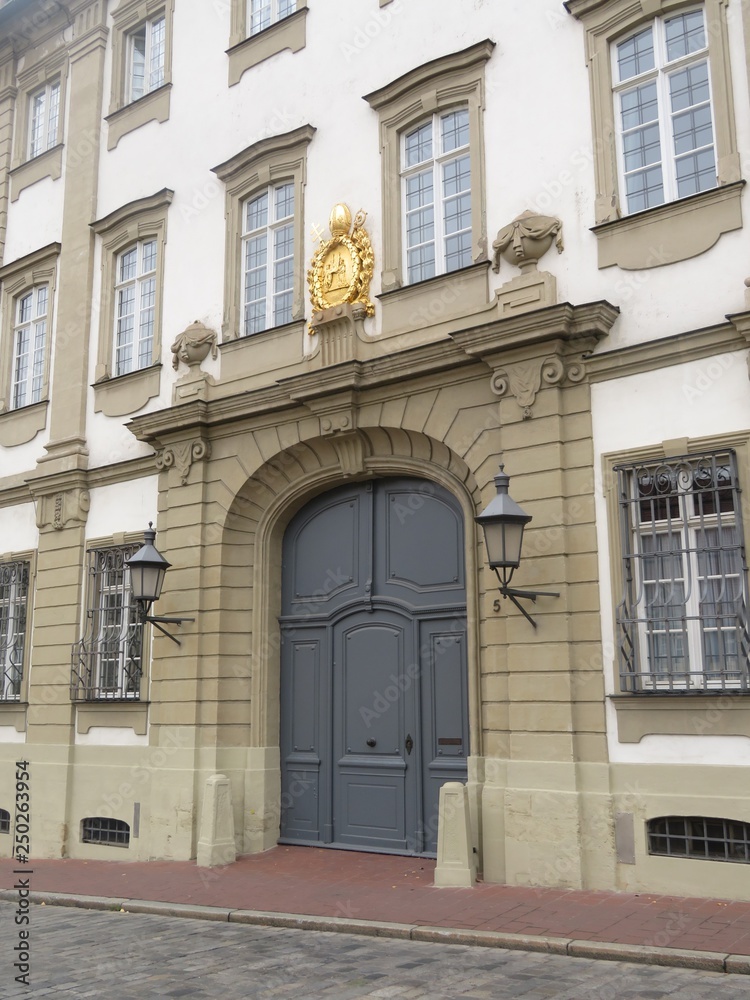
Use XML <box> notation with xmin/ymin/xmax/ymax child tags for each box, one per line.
<box><xmin>196</xmin><ymin>774</ymin><xmax>237</xmax><ymax>868</ymax></box>
<box><xmin>434</xmin><ymin>781</ymin><xmax>477</xmax><ymax>888</ymax></box>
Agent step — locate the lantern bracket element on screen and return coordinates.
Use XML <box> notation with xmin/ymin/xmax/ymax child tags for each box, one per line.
<box><xmin>136</xmin><ymin>601</ymin><xmax>195</xmax><ymax>646</ymax></box>
<box><xmin>492</xmin><ymin>569</ymin><xmax>559</xmax><ymax>629</ymax></box>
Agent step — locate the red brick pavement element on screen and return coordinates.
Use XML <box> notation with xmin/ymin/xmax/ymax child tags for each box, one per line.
<box><xmin>2</xmin><ymin>846</ymin><xmax>750</xmax><ymax>955</ymax></box>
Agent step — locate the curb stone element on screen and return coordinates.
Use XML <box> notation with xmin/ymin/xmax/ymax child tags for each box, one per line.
<box><xmin>5</xmin><ymin>891</ymin><xmax>750</xmax><ymax>975</ymax></box>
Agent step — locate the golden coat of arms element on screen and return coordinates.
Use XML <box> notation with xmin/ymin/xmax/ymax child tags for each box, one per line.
<box><xmin>308</xmin><ymin>204</ymin><xmax>375</xmax><ymax>322</ymax></box>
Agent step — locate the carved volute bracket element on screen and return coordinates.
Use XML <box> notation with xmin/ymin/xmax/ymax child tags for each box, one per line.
<box><xmin>35</xmin><ymin>488</ymin><xmax>90</xmax><ymax>531</ymax></box>
<box><xmin>156</xmin><ymin>438</ymin><xmax>212</xmax><ymax>485</ymax></box>
<box><xmin>490</xmin><ymin>355</ymin><xmax>586</xmax><ymax>419</ymax></box>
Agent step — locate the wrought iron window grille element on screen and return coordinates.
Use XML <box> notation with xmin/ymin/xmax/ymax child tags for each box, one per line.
<box><xmin>81</xmin><ymin>816</ymin><xmax>130</xmax><ymax>847</ymax></box>
<box><xmin>648</xmin><ymin>816</ymin><xmax>750</xmax><ymax>864</ymax></box>
<box><xmin>0</xmin><ymin>560</ymin><xmax>29</xmax><ymax>701</ymax></box>
<box><xmin>71</xmin><ymin>545</ymin><xmax>144</xmax><ymax>702</ymax></box>
<box><xmin>615</xmin><ymin>451</ymin><xmax>750</xmax><ymax>693</ymax></box>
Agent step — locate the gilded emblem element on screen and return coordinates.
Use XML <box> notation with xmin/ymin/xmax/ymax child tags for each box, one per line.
<box><xmin>308</xmin><ymin>204</ymin><xmax>374</xmax><ymax>323</ymax></box>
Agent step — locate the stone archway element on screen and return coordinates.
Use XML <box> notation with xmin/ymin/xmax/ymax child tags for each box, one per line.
<box><xmin>218</xmin><ymin>428</ymin><xmax>483</xmax><ymax>855</ymax></box>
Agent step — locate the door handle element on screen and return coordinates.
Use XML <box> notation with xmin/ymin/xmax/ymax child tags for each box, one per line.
<box><xmin>405</xmin><ymin>734</ymin><xmax>414</xmax><ymax>755</ymax></box>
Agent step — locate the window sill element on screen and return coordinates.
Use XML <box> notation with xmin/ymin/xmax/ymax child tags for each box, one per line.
<box><xmin>593</xmin><ymin>181</ymin><xmax>745</xmax><ymax>271</ymax></box>
<box><xmin>76</xmin><ymin>700</ymin><xmax>149</xmax><ymax>736</ymax></box>
<box><xmin>0</xmin><ymin>399</ymin><xmax>48</xmax><ymax>447</ymax></box>
<box><xmin>611</xmin><ymin>691</ymin><xmax>750</xmax><ymax>743</ymax></box>
<box><xmin>377</xmin><ymin>262</ymin><xmax>491</xmax><ymax>338</ymax></box>
<box><xmin>92</xmin><ymin>363</ymin><xmax>161</xmax><ymax>417</ymax></box>
<box><xmin>0</xmin><ymin>701</ymin><xmax>27</xmax><ymax>732</ymax></box>
<box><xmin>227</xmin><ymin>6</ymin><xmax>308</xmax><ymax>87</ymax></box>
<box><xmin>105</xmin><ymin>83</ymin><xmax>172</xmax><ymax>151</ymax></box>
<box><xmin>9</xmin><ymin>144</ymin><xmax>63</xmax><ymax>202</ymax></box>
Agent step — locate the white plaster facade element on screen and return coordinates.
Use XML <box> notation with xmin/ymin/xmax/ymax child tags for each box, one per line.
<box><xmin>0</xmin><ymin>0</ymin><xmax>749</xmax><ymax>895</ymax></box>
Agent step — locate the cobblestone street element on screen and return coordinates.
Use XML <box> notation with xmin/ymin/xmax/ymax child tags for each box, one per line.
<box><xmin>2</xmin><ymin>903</ymin><xmax>750</xmax><ymax>999</ymax></box>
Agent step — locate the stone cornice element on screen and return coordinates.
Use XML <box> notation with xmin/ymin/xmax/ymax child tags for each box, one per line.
<box><xmin>586</xmin><ymin>320</ymin><xmax>747</xmax><ymax>383</ymax></box>
<box><xmin>0</xmin><ymin>241</ymin><xmax>61</xmax><ymax>281</ymax></box>
<box><xmin>0</xmin><ymin>455</ymin><xmax>157</xmax><ymax>508</ymax></box>
<box><xmin>211</xmin><ymin>124</ymin><xmax>316</xmax><ymax>183</ymax></box>
<box><xmin>449</xmin><ymin>300</ymin><xmax>620</xmax><ymax>366</ymax></box>
<box><xmin>363</xmin><ymin>38</ymin><xmax>496</xmax><ymax>111</ymax></box>
<box><xmin>91</xmin><ymin>188</ymin><xmax>174</xmax><ymax>234</ymax></box>
<box><xmin>128</xmin><ymin>301</ymin><xmax>619</xmax><ymax>447</ymax></box>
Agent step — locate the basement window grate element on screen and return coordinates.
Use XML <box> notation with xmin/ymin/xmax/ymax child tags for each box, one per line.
<box><xmin>0</xmin><ymin>808</ymin><xmax>9</xmax><ymax>833</ymax></box>
<box><xmin>81</xmin><ymin>816</ymin><xmax>130</xmax><ymax>847</ymax></box>
<box><xmin>648</xmin><ymin>816</ymin><xmax>750</xmax><ymax>863</ymax></box>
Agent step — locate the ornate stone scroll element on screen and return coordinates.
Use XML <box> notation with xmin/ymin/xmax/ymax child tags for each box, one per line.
<box><xmin>156</xmin><ymin>439</ymin><xmax>212</xmax><ymax>485</ymax></box>
<box><xmin>490</xmin><ymin>355</ymin><xmax>585</xmax><ymax>419</ymax></box>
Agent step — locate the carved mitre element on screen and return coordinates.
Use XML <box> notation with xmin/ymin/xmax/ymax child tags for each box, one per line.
<box><xmin>492</xmin><ymin>210</ymin><xmax>563</xmax><ymax>274</ymax></box>
<box><xmin>308</xmin><ymin>204</ymin><xmax>375</xmax><ymax>325</ymax></box>
<box><xmin>171</xmin><ymin>320</ymin><xmax>218</xmax><ymax>371</ymax></box>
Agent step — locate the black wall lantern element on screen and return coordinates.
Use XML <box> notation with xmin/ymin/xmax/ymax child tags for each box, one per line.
<box><xmin>475</xmin><ymin>465</ymin><xmax>558</xmax><ymax>627</ymax></box>
<box><xmin>126</xmin><ymin>523</ymin><xmax>194</xmax><ymax>644</ymax></box>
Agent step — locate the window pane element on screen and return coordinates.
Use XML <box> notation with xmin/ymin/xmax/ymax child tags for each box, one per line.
<box><xmin>404</xmin><ymin>123</ymin><xmax>432</xmax><ymax>167</ymax></box>
<box><xmin>669</xmin><ymin>61</ymin><xmax>710</xmax><ymax>114</ymax></box>
<box><xmin>406</xmin><ymin>206</ymin><xmax>434</xmax><ymax>248</ymax></box>
<box><xmin>47</xmin><ymin>81</ymin><xmax>60</xmax><ymax>148</ymax></box>
<box><xmin>275</xmin><ymin>183</ymin><xmax>294</xmax><ymax>221</ymax></box>
<box><xmin>406</xmin><ymin>171</ymin><xmax>433</xmax><ymax>212</ymax></box>
<box><xmin>29</xmin><ymin>89</ymin><xmax>46</xmax><ymax>158</ymax></box>
<box><xmin>617</xmin><ymin>27</ymin><xmax>655</xmax><ymax>82</ymax></box>
<box><xmin>442</xmin><ymin>155</ymin><xmax>470</xmax><ymax>198</ymax></box>
<box><xmin>274</xmin><ymin>224</ymin><xmax>294</xmax><ymax>270</ymax></box>
<box><xmin>625</xmin><ymin>166</ymin><xmax>664</xmax><ymax>213</ymax></box>
<box><xmin>17</xmin><ymin>292</ymin><xmax>33</xmax><ymax>325</ymax></box>
<box><xmin>250</xmin><ymin>0</ymin><xmax>272</xmax><ymax>34</ymax></box>
<box><xmin>130</xmin><ymin>26</ymin><xmax>146</xmax><ymax>100</ymax></box>
<box><xmin>620</xmin><ymin>81</ymin><xmax>659</xmax><ymax>131</ymax></box>
<box><xmin>119</xmin><ymin>247</ymin><xmax>138</xmax><ymax>283</ymax></box>
<box><xmin>149</xmin><ymin>17</ymin><xmax>166</xmax><ymax>91</ymax></box>
<box><xmin>665</xmin><ymin>11</ymin><xmax>706</xmax><ymax>62</ymax></box>
<box><xmin>407</xmin><ymin>244</ymin><xmax>435</xmax><ymax>284</ymax></box>
<box><xmin>246</xmin><ymin>193</ymin><xmax>269</xmax><ymax>233</ymax></box>
<box><xmin>675</xmin><ymin>147</ymin><xmax>716</xmax><ymax>197</ymax></box>
<box><xmin>141</xmin><ymin>240</ymin><xmax>157</xmax><ymax>274</ymax></box>
<box><xmin>440</xmin><ymin>109</ymin><xmax>469</xmax><ymax>153</ymax></box>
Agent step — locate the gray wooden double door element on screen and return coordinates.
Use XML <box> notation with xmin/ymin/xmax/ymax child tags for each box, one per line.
<box><xmin>279</xmin><ymin>478</ymin><xmax>469</xmax><ymax>855</ymax></box>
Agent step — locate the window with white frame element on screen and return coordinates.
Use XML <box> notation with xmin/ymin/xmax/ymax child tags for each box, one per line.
<box><xmin>613</xmin><ymin>8</ymin><xmax>717</xmax><ymax>216</ymax></box>
<box><xmin>114</xmin><ymin>240</ymin><xmax>157</xmax><ymax>375</ymax></box>
<box><xmin>242</xmin><ymin>182</ymin><xmax>294</xmax><ymax>335</ymax></box>
<box><xmin>0</xmin><ymin>560</ymin><xmax>29</xmax><ymax>701</ymax></box>
<box><xmin>248</xmin><ymin>0</ymin><xmax>296</xmax><ymax>36</ymax></box>
<box><xmin>28</xmin><ymin>80</ymin><xmax>60</xmax><ymax>159</ymax></box>
<box><xmin>71</xmin><ymin>545</ymin><xmax>143</xmax><ymax>701</ymax></box>
<box><xmin>615</xmin><ymin>451</ymin><xmax>750</xmax><ymax>692</ymax></box>
<box><xmin>127</xmin><ymin>16</ymin><xmax>166</xmax><ymax>103</ymax></box>
<box><xmin>11</xmin><ymin>286</ymin><xmax>48</xmax><ymax>410</ymax></box>
<box><xmin>401</xmin><ymin>108</ymin><xmax>472</xmax><ymax>284</ymax></box>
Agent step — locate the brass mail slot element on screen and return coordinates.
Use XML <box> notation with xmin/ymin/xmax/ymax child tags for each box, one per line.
<box><xmin>438</xmin><ymin>738</ymin><xmax>462</xmax><ymax>746</ymax></box>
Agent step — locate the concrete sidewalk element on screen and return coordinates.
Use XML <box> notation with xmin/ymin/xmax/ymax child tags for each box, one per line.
<box><xmin>2</xmin><ymin>847</ymin><xmax>750</xmax><ymax>975</ymax></box>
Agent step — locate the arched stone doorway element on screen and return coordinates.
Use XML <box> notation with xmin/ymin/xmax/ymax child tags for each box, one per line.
<box><xmin>278</xmin><ymin>476</ymin><xmax>469</xmax><ymax>855</ymax></box>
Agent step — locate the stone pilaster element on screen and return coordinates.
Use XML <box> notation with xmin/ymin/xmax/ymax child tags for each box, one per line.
<box><xmin>38</xmin><ymin>0</ymin><xmax>108</xmax><ymax>473</ymax></box>
<box><xmin>0</xmin><ymin>44</ymin><xmax>16</xmax><ymax>264</ymax></box>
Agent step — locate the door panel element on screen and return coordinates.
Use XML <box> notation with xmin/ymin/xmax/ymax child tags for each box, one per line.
<box><xmin>419</xmin><ymin>619</ymin><xmax>469</xmax><ymax>853</ymax></box>
<box><xmin>280</xmin><ymin>478</ymin><xmax>468</xmax><ymax>855</ymax></box>
<box><xmin>333</xmin><ymin>615</ymin><xmax>415</xmax><ymax>850</ymax></box>
<box><xmin>280</xmin><ymin>631</ymin><xmax>327</xmax><ymax>840</ymax></box>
